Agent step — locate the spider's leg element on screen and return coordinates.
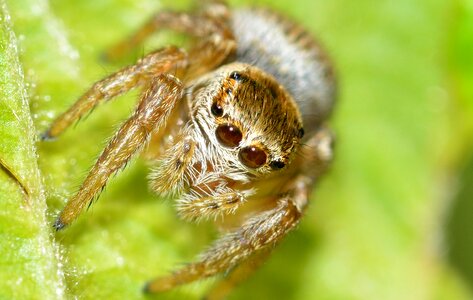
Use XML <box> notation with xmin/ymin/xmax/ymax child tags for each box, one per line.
<box><xmin>144</xmin><ymin>193</ymin><xmax>304</xmax><ymax>293</ymax></box>
<box><xmin>184</xmin><ymin>32</ymin><xmax>236</xmax><ymax>79</ymax></box>
<box><xmin>54</xmin><ymin>74</ymin><xmax>183</xmax><ymax>230</ymax></box>
<box><xmin>144</xmin><ymin>127</ymin><xmax>334</xmax><ymax>294</ymax></box>
<box><xmin>204</xmin><ymin>249</ymin><xmax>271</xmax><ymax>300</ymax></box>
<box><xmin>42</xmin><ymin>47</ymin><xmax>187</xmax><ymax>139</ymax></box>
<box><xmin>104</xmin><ymin>1</ymin><xmax>232</xmax><ymax>62</ymax></box>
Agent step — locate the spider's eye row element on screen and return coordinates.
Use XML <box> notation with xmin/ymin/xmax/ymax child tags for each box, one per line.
<box><xmin>216</xmin><ymin>124</ymin><xmax>242</xmax><ymax>148</ymax></box>
<box><xmin>239</xmin><ymin>146</ymin><xmax>267</xmax><ymax>169</ymax></box>
<box><xmin>270</xmin><ymin>160</ymin><xmax>286</xmax><ymax>170</ymax></box>
<box><xmin>211</xmin><ymin>102</ymin><xmax>224</xmax><ymax>117</ymax></box>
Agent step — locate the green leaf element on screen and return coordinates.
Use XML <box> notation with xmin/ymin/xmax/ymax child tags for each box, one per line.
<box><xmin>0</xmin><ymin>1</ymin><xmax>64</xmax><ymax>299</ymax></box>
<box><xmin>1</xmin><ymin>0</ymin><xmax>473</xmax><ymax>299</ymax></box>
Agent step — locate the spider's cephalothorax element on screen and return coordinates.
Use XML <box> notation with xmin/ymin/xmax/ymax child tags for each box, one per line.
<box><xmin>44</xmin><ymin>1</ymin><xmax>335</xmax><ymax>298</ymax></box>
<box><xmin>150</xmin><ymin>63</ymin><xmax>305</xmax><ymax>219</ymax></box>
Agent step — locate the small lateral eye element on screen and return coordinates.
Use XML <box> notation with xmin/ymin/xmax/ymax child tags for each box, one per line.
<box><xmin>239</xmin><ymin>146</ymin><xmax>267</xmax><ymax>168</ymax></box>
<box><xmin>270</xmin><ymin>160</ymin><xmax>286</xmax><ymax>170</ymax></box>
<box><xmin>229</xmin><ymin>71</ymin><xmax>242</xmax><ymax>81</ymax></box>
<box><xmin>211</xmin><ymin>102</ymin><xmax>224</xmax><ymax>117</ymax></box>
<box><xmin>298</xmin><ymin>128</ymin><xmax>305</xmax><ymax>138</ymax></box>
<box><xmin>216</xmin><ymin>124</ymin><xmax>242</xmax><ymax>147</ymax></box>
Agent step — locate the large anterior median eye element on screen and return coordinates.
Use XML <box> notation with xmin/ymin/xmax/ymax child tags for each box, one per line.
<box><xmin>239</xmin><ymin>146</ymin><xmax>267</xmax><ymax>168</ymax></box>
<box><xmin>216</xmin><ymin>124</ymin><xmax>242</xmax><ymax>147</ymax></box>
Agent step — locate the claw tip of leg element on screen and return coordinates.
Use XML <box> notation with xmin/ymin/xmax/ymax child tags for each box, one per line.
<box><xmin>100</xmin><ymin>51</ymin><xmax>119</xmax><ymax>63</ymax></box>
<box><xmin>142</xmin><ymin>281</ymin><xmax>152</xmax><ymax>294</ymax></box>
<box><xmin>99</xmin><ymin>52</ymin><xmax>111</xmax><ymax>63</ymax></box>
<box><xmin>53</xmin><ymin>218</ymin><xmax>66</xmax><ymax>231</ymax></box>
<box><xmin>40</xmin><ymin>130</ymin><xmax>55</xmax><ymax>141</ymax></box>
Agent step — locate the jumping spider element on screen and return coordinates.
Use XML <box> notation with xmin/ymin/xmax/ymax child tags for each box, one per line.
<box><xmin>43</xmin><ymin>0</ymin><xmax>336</xmax><ymax>297</ymax></box>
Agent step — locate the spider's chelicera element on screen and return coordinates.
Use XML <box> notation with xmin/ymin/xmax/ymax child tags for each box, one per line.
<box><xmin>43</xmin><ymin>0</ymin><xmax>336</xmax><ymax>297</ymax></box>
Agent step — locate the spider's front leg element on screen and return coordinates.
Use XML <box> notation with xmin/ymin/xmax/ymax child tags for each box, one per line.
<box><xmin>54</xmin><ymin>73</ymin><xmax>184</xmax><ymax>230</ymax></box>
<box><xmin>42</xmin><ymin>47</ymin><xmax>187</xmax><ymax>140</ymax></box>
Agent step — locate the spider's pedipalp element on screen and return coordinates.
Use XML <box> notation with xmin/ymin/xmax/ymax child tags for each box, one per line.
<box><xmin>177</xmin><ymin>186</ymin><xmax>253</xmax><ymax>221</ymax></box>
<box><xmin>148</xmin><ymin>135</ymin><xmax>197</xmax><ymax>197</ymax></box>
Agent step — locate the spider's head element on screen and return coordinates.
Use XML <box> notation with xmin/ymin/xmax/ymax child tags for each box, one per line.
<box><xmin>190</xmin><ymin>63</ymin><xmax>304</xmax><ymax>176</ymax></box>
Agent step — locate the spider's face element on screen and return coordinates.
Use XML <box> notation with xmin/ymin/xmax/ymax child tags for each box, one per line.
<box><xmin>189</xmin><ymin>63</ymin><xmax>304</xmax><ymax>176</ymax></box>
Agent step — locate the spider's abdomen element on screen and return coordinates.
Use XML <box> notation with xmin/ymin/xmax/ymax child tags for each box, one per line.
<box><xmin>231</xmin><ymin>9</ymin><xmax>336</xmax><ymax>134</ymax></box>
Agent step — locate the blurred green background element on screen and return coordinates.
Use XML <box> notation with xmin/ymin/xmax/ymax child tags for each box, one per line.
<box><xmin>1</xmin><ymin>0</ymin><xmax>473</xmax><ymax>299</ymax></box>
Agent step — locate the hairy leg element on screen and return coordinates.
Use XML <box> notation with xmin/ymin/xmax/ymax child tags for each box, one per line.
<box><xmin>54</xmin><ymin>74</ymin><xmax>183</xmax><ymax>229</ymax></box>
<box><xmin>204</xmin><ymin>249</ymin><xmax>271</xmax><ymax>300</ymax></box>
<box><xmin>42</xmin><ymin>46</ymin><xmax>187</xmax><ymax>139</ymax></box>
<box><xmin>104</xmin><ymin>1</ymin><xmax>232</xmax><ymax>62</ymax></box>
<box><xmin>298</xmin><ymin>126</ymin><xmax>334</xmax><ymax>181</ymax></box>
<box><xmin>143</xmin><ymin>196</ymin><xmax>303</xmax><ymax>293</ymax></box>
<box><xmin>104</xmin><ymin>12</ymin><xmax>218</xmax><ymax>61</ymax></box>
